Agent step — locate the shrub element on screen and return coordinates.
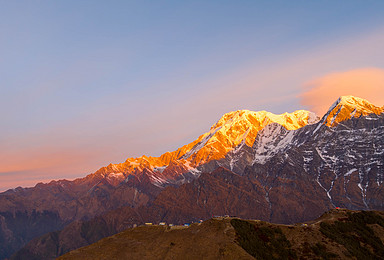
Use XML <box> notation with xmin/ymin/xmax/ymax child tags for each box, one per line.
<box><xmin>319</xmin><ymin>211</ymin><xmax>384</xmax><ymax>259</ymax></box>
<box><xmin>311</xmin><ymin>242</ymin><xmax>337</xmax><ymax>259</ymax></box>
<box><xmin>230</xmin><ymin>219</ymin><xmax>296</xmax><ymax>260</ymax></box>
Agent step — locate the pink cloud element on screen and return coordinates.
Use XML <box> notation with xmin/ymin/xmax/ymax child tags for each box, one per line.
<box><xmin>0</xmin><ymin>143</ymin><xmax>109</xmax><ymax>192</ymax></box>
<box><xmin>299</xmin><ymin>68</ymin><xmax>384</xmax><ymax>116</ymax></box>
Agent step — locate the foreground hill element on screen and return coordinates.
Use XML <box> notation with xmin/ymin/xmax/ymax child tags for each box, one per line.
<box><xmin>57</xmin><ymin>209</ymin><xmax>384</xmax><ymax>260</ymax></box>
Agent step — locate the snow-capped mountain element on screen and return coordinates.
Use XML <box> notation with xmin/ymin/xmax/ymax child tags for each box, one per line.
<box><xmin>244</xmin><ymin>96</ymin><xmax>384</xmax><ymax>216</ymax></box>
<box><xmin>94</xmin><ymin>109</ymin><xmax>319</xmax><ymax>187</ymax></box>
<box><xmin>1</xmin><ymin>95</ymin><xmax>383</xmax><ymax>259</ymax></box>
<box><xmin>94</xmin><ymin>95</ymin><xmax>383</xmax><ymax>189</ymax></box>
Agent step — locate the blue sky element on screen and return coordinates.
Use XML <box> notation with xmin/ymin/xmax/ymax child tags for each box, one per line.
<box><xmin>1</xmin><ymin>1</ymin><xmax>384</xmax><ymax>190</ymax></box>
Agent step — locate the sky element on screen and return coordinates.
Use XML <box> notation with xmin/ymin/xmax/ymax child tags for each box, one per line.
<box><xmin>1</xmin><ymin>1</ymin><xmax>384</xmax><ymax>191</ymax></box>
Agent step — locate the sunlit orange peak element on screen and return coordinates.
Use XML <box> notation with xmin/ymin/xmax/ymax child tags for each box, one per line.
<box><xmin>113</xmin><ymin>109</ymin><xmax>318</xmax><ymax>170</ymax></box>
<box><xmin>93</xmin><ymin>108</ymin><xmax>321</xmax><ymax>186</ymax></box>
<box><xmin>324</xmin><ymin>95</ymin><xmax>384</xmax><ymax>127</ymax></box>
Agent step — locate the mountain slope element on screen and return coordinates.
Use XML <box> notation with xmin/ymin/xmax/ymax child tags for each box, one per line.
<box><xmin>58</xmin><ymin>217</ymin><xmax>254</xmax><ymax>260</ymax></box>
<box><xmin>0</xmin><ymin>109</ymin><xmax>318</xmax><ymax>222</ymax></box>
<box><xmin>0</xmin><ymin>109</ymin><xmax>317</xmax><ymax>259</ymax></box>
<box><xmin>6</xmin><ymin>167</ymin><xmax>326</xmax><ymax>259</ymax></box>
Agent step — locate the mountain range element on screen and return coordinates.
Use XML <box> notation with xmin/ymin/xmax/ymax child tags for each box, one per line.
<box><xmin>1</xmin><ymin>95</ymin><xmax>383</xmax><ymax>259</ymax></box>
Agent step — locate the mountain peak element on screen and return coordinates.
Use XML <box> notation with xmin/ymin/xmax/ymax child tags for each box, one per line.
<box><xmin>212</xmin><ymin>109</ymin><xmax>318</xmax><ymax>131</ymax></box>
<box><xmin>179</xmin><ymin>109</ymin><xmax>318</xmax><ymax>165</ymax></box>
<box><xmin>323</xmin><ymin>95</ymin><xmax>384</xmax><ymax>127</ymax></box>
<box><xmin>338</xmin><ymin>95</ymin><xmax>380</xmax><ymax>109</ymax></box>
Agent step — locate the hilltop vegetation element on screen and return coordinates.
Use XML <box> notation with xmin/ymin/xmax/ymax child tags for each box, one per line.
<box><xmin>230</xmin><ymin>218</ymin><xmax>296</xmax><ymax>259</ymax></box>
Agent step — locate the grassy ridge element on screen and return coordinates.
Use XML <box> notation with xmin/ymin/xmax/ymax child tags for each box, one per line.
<box><xmin>58</xmin><ymin>210</ymin><xmax>384</xmax><ymax>260</ymax></box>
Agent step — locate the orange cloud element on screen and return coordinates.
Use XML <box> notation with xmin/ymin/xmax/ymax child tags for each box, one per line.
<box><xmin>300</xmin><ymin>68</ymin><xmax>384</xmax><ymax>116</ymax></box>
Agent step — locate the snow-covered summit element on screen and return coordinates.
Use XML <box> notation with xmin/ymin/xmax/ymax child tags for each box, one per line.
<box><xmin>209</xmin><ymin>109</ymin><xmax>318</xmax><ymax>148</ymax></box>
<box><xmin>322</xmin><ymin>96</ymin><xmax>384</xmax><ymax>127</ymax></box>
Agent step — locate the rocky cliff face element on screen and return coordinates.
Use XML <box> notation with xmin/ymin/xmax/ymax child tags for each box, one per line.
<box><xmin>247</xmin><ymin>96</ymin><xmax>384</xmax><ymax>212</ymax></box>
<box><xmin>1</xmin><ymin>95</ymin><xmax>383</xmax><ymax>259</ymax></box>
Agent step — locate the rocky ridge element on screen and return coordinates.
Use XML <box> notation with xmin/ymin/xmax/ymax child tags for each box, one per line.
<box><xmin>93</xmin><ymin>109</ymin><xmax>319</xmax><ymax>187</ymax></box>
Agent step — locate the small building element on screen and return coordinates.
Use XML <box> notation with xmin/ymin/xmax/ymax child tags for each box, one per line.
<box><xmin>169</xmin><ymin>224</ymin><xmax>174</xmax><ymax>227</ymax></box>
<box><xmin>183</xmin><ymin>223</ymin><xmax>190</xmax><ymax>227</ymax></box>
<box><xmin>145</xmin><ymin>223</ymin><xmax>153</xmax><ymax>226</ymax></box>
<box><xmin>159</xmin><ymin>222</ymin><xmax>166</xmax><ymax>226</ymax></box>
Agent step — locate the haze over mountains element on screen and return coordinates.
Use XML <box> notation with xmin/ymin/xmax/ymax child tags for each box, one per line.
<box><xmin>1</xmin><ymin>95</ymin><xmax>383</xmax><ymax>259</ymax></box>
